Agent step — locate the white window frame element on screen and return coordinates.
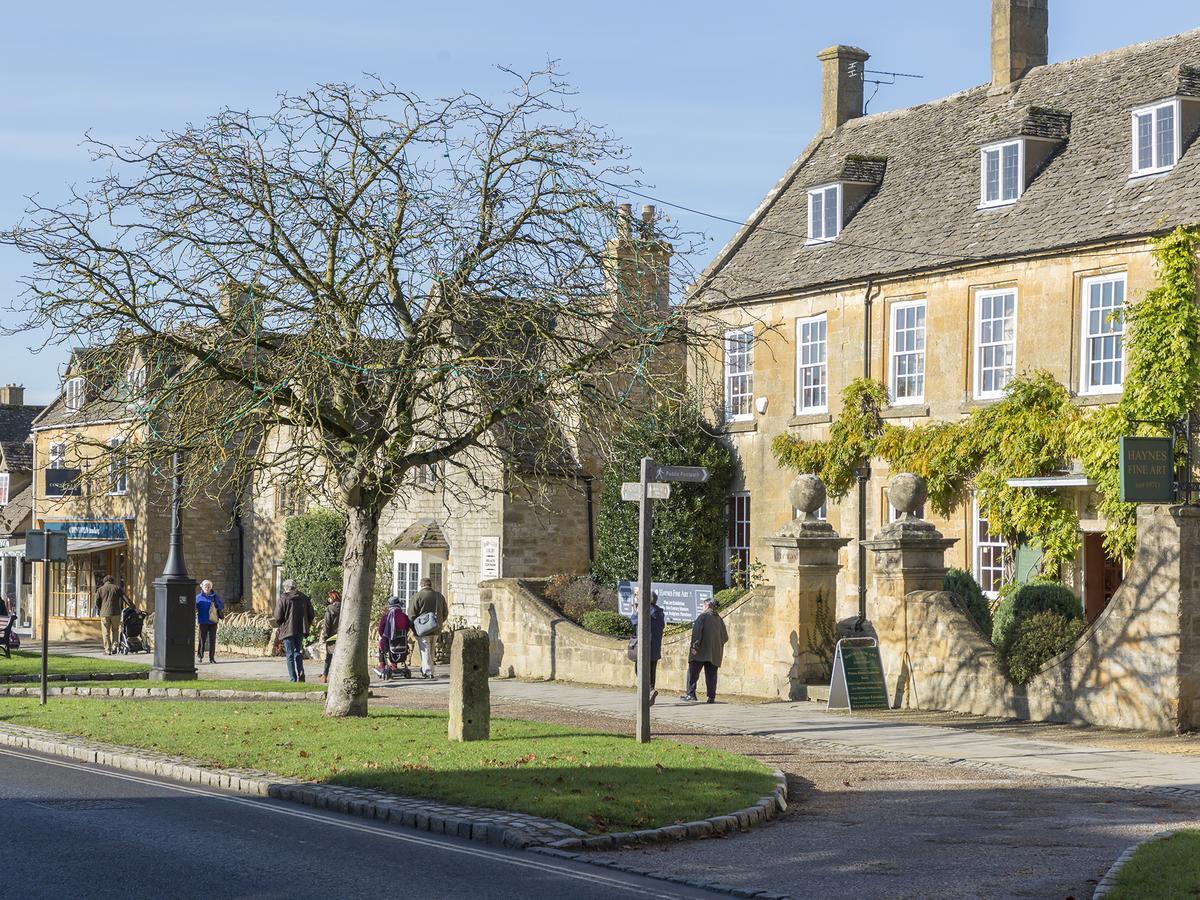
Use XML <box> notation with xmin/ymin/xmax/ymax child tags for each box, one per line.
<box><xmin>723</xmin><ymin>327</ymin><xmax>754</xmax><ymax>423</ymax></box>
<box><xmin>1079</xmin><ymin>273</ymin><xmax>1127</xmax><ymax>396</ymax></box>
<box><xmin>49</xmin><ymin>442</ymin><xmax>65</xmax><ymax>470</ymax></box>
<box><xmin>973</xmin><ymin>498</ymin><xmax>1007</xmax><ymax>600</ymax></box>
<box><xmin>1130</xmin><ymin>99</ymin><xmax>1180</xmax><ymax>177</ymax></box>
<box><xmin>806</xmin><ymin>183</ymin><xmax>842</xmax><ymax>243</ymax></box>
<box><xmin>974</xmin><ymin>288</ymin><xmax>1018</xmax><ymax>399</ymax></box>
<box><xmin>108</xmin><ymin>438</ymin><xmax>128</xmax><ymax>495</ymax></box>
<box><xmin>795</xmin><ymin>314</ymin><xmax>829</xmax><ymax>414</ymax></box>
<box><xmin>393</xmin><ymin>550</ymin><xmax>422</xmax><ymax>607</ymax></box>
<box><xmin>0</xmin><ymin>472</ymin><xmax>8</xmax><ymax>507</ymax></box>
<box><xmin>979</xmin><ymin>140</ymin><xmax>1024</xmax><ymax>208</ymax></box>
<box><xmin>726</xmin><ymin>491</ymin><xmax>751</xmax><ymax>587</ymax></box>
<box><xmin>64</xmin><ymin>377</ymin><xmax>85</xmax><ymax>412</ymax></box>
<box><xmin>888</xmin><ymin>299</ymin><xmax>927</xmax><ymax>406</ymax></box>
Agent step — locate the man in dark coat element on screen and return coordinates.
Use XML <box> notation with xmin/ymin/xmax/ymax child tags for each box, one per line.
<box><xmin>681</xmin><ymin>598</ymin><xmax>729</xmax><ymax>703</ymax></box>
<box><xmin>271</xmin><ymin>579</ymin><xmax>315</xmax><ymax>682</ymax></box>
<box><xmin>95</xmin><ymin>575</ymin><xmax>129</xmax><ymax>654</ymax></box>
<box><xmin>408</xmin><ymin>577</ymin><xmax>449</xmax><ymax>679</ymax></box>
<box><xmin>630</xmin><ymin>590</ymin><xmax>666</xmax><ymax>704</ymax></box>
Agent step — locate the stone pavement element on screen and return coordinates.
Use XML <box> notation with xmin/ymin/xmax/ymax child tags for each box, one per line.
<box><xmin>44</xmin><ymin>644</ymin><xmax>1200</xmax><ymax>797</ymax></box>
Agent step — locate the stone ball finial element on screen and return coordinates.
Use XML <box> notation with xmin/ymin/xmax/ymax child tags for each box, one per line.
<box><xmin>887</xmin><ymin>473</ymin><xmax>927</xmax><ymax>519</ymax></box>
<box><xmin>789</xmin><ymin>473</ymin><xmax>827</xmax><ymax>520</ymax></box>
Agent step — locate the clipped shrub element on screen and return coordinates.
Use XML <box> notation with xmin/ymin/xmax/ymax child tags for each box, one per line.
<box><xmin>943</xmin><ymin>568</ymin><xmax>992</xmax><ymax>637</ymax></box>
<box><xmin>580</xmin><ymin>609</ymin><xmax>635</xmax><ymax>637</ymax></box>
<box><xmin>282</xmin><ymin>508</ymin><xmax>346</xmax><ymax>622</ymax></box>
<box><xmin>991</xmin><ymin>579</ymin><xmax>1082</xmax><ymax>646</ymax></box>
<box><xmin>1001</xmin><ymin>610</ymin><xmax>1085</xmax><ymax>684</ymax></box>
<box><xmin>713</xmin><ymin>587</ymin><xmax>747</xmax><ymax>611</ymax></box>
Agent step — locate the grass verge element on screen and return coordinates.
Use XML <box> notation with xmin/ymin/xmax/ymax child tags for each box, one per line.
<box><xmin>1108</xmin><ymin>830</ymin><xmax>1200</xmax><ymax>899</ymax></box>
<box><xmin>0</xmin><ymin>650</ymin><xmax>149</xmax><ymax>677</ymax></box>
<box><xmin>0</xmin><ymin>699</ymin><xmax>774</xmax><ymax>832</ymax></box>
<box><xmin>68</xmin><ymin>679</ymin><xmax>322</xmax><ymax>693</ymax></box>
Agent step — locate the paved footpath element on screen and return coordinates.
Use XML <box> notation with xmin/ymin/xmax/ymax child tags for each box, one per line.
<box><xmin>56</xmin><ymin>644</ymin><xmax>1200</xmax><ymax>796</ymax></box>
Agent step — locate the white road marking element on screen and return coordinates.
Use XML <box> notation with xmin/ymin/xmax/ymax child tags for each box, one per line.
<box><xmin>0</xmin><ymin>746</ymin><xmax>693</xmax><ymax>899</ymax></box>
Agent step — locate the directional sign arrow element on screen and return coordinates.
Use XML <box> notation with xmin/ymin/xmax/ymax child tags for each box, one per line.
<box><xmin>621</xmin><ymin>481</ymin><xmax>672</xmax><ymax>501</ymax></box>
<box><xmin>653</xmin><ymin>465</ymin><xmax>709</xmax><ymax>483</ymax></box>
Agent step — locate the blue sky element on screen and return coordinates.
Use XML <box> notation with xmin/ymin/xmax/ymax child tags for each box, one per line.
<box><xmin>1</xmin><ymin>1</ymin><xmax>1196</xmax><ymax>403</ymax></box>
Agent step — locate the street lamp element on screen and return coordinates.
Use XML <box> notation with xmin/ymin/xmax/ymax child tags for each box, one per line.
<box><xmin>151</xmin><ymin>451</ymin><xmax>196</xmax><ymax>681</ymax></box>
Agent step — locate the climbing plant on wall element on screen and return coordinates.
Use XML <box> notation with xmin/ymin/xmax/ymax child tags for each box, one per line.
<box><xmin>772</xmin><ymin>226</ymin><xmax>1200</xmax><ymax>566</ymax></box>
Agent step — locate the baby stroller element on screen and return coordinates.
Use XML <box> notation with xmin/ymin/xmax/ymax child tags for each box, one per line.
<box><xmin>118</xmin><ymin>607</ymin><xmax>148</xmax><ymax>654</ymax></box>
<box><xmin>374</xmin><ymin>597</ymin><xmax>412</xmax><ymax>680</ymax></box>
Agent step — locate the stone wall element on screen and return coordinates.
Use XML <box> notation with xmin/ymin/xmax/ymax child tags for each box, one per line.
<box><xmin>481</xmin><ymin>579</ymin><xmax>808</xmax><ymax>700</ymax></box>
<box><xmin>870</xmin><ymin>504</ymin><xmax>1200</xmax><ymax>733</ymax></box>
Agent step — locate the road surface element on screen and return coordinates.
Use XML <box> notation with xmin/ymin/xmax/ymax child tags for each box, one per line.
<box><xmin>0</xmin><ymin>746</ymin><xmax>724</xmax><ymax>899</ymax></box>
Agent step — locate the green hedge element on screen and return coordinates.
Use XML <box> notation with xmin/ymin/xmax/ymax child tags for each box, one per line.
<box><xmin>943</xmin><ymin>568</ymin><xmax>992</xmax><ymax>637</ymax></box>
<box><xmin>712</xmin><ymin>587</ymin><xmax>747</xmax><ymax>611</ymax></box>
<box><xmin>1001</xmin><ymin>610</ymin><xmax>1085</xmax><ymax>684</ymax></box>
<box><xmin>580</xmin><ymin>610</ymin><xmax>635</xmax><ymax>637</ymax></box>
<box><xmin>592</xmin><ymin>404</ymin><xmax>734</xmax><ymax>590</ymax></box>
<box><xmin>991</xmin><ymin>579</ymin><xmax>1082</xmax><ymax>646</ymax></box>
<box><xmin>282</xmin><ymin>508</ymin><xmax>346</xmax><ymax>621</ymax></box>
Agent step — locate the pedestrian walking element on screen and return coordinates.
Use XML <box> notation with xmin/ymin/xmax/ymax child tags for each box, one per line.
<box><xmin>195</xmin><ymin>580</ymin><xmax>224</xmax><ymax>663</ymax></box>
<box><xmin>319</xmin><ymin>590</ymin><xmax>341</xmax><ymax>683</ymax></box>
<box><xmin>408</xmin><ymin>577</ymin><xmax>448</xmax><ymax>680</ymax></box>
<box><xmin>271</xmin><ymin>579</ymin><xmax>315</xmax><ymax>682</ymax></box>
<box><xmin>629</xmin><ymin>590</ymin><xmax>666</xmax><ymax>705</ymax></box>
<box><xmin>95</xmin><ymin>575</ymin><xmax>129</xmax><ymax>655</ymax></box>
<box><xmin>681</xmin><ymin>598</ymin><xmax>729</xmax><ymax>704</ymax></box>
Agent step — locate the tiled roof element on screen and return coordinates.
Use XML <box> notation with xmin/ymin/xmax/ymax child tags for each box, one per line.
<box><xmin>389</xmin><ymin>519</ymin><xmax>450</xmax><ymax>551</ymax></box>
<box><xmin>31</xmin><ymin>394</ymin><xmax>131</xmax><ymax>431</ymax></box>
<box><xmin>699</xmin><ymin>28</ymin><xmax>1200</xmax><ymax>303</ymax></box>
<box><xmin>0</xmin><ymin>482</ymin><xmax>32</xmax><ymax>535</ymax></box>
<box><xmin>0</xmin><ymin>406</ymin><xmax>44</xmax><ymax>470</ymax></box>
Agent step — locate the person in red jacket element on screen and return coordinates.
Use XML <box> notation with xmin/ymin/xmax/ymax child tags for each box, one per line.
<box><xmin>374</xmin><ymin>596</ymin><xmax>412</xmax><ymax>680</ymax></box>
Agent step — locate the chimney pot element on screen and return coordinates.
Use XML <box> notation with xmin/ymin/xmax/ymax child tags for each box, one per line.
<box><xmin>817</xmin><ymin>45</ymin><xmax>870</xmax><ymax>132</ymax></box>
<box><xmin>0</xmin><ymin>384</ymin><xmax>24</xmax><ymax>406</ymax></box>
<box><xmin>992</xmin><ymin>0</ymin><xmax>1048</xmax><ymax>88</ymax></box>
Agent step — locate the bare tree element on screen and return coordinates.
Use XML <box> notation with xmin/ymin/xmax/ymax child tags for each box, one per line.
<box><xmin>3</xmin><ymin>68</ymin><xmax>707</xmax><ymax>716</ymax></box>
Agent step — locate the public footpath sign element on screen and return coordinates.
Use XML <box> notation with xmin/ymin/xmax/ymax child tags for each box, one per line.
<box><xmin>617</xmin><ymin>581</ymin><xmax>713</xmax><ymax>623</ymax></box>
<box><xmin>1118</xmin><ymin>436</ymin><xmax>1174</xmax><ymax>502</ymax></box>
<box><xmin>827</xmin><ymin>638</ymin><xmax>890</xmax><ymax>711</ymax></box>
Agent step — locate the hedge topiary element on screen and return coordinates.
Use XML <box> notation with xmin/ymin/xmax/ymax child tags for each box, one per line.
<box><xmin>592</xmin><ymin>403</ymin><xmax>734</xmax><ymax>591</ymax></box>
<box><xmin>580</xmin><ymin>609</ymin><xmax>635</xmax><ymax>637</ymax></box>
<box><xmin>1001</xmin><ymin>610</ymin><xmax>1085</xmax><ymax>684</ymax></box>
<box><xmin>282</xmin><ymin>508</ymin><xmax>346</xmax><ymax>622</ymax></box>
<box><xmin>943</xmin><ymin>568</ymin><xmax>992</xmax><ymax>637</ymax></box>
<box><xmin>991</xmin><ymin>579</ymin><xmax>1082</xmax><ymax>646</ymax></box>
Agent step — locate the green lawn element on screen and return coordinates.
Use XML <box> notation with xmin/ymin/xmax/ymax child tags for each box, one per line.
<box><xmin>0</xmin><ymin>651</ymin><xmax>149</xmax><ymax>677</ymax></box>
<box><xmin>69</xmin><ymin>679</ymin><xmax>322</xmax><ymax>693</ymax></box>
<box><xmin>1108</xmin><ymin>830</ymin><xmax>1200</xmax><ymax>900</ymax></box>
<box><xmin>0</xmin><ymin>699</ymin><xmax>775</xmax><ymax>832</ymax></box>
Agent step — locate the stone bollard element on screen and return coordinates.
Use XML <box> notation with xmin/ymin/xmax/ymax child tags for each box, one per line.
<box><xmin>449</xmin><ymin>628</ymin><xmax>490</xmax><ymax>742</ymax></box>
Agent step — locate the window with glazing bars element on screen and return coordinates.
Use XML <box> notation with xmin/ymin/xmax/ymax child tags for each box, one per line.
<box><xmin>974</xmin><ymin>502</ymin><xmax>1007</xmax><ymax>599</ymax></box>
<box><xmin>975</xmin><ymin>289</ymin><xmax>1017</xmax><ymax>398</ymax></box>
<box><xmin>1132</xmin><ymin>101</ymin><xmax>1177</xmax><ymax>175</ymax></box>
<box><xmin>1081</xmin><ymin>275</ymin><xmax>1126</xmax><ymax>393</ymax></box>
<box><xmin>889</xmin><ymin>301</ymin><xmax>926</xmax><ymax>404</ymax></box>
<box><xmin>981</xmin><ymin>141</ymin><xmax>1021</xmax><ymax>205</ymax></box>
<box><xmin>796</xmin><ymin>315</ymin><xmax>828</xmax><ymax>412</ymax></box>
<box><xmin>807</xmin><ymin>185</ymin><xmax>840</xmax><ymax>241</ymax></box>
<box><xmin>726</xmin><ymin>492</ymin><xmax>751</xmax><ymax>587</ymax></box>
<box><xmin>723</xmin><ymin>328</ymin><xmax>754</xmax><ymax>421</ymax></box>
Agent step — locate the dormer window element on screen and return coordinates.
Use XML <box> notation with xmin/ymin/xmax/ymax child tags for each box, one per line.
<box><xmin>807</xmin><ymin>184</ymin><xmax>841</xmax><ymax>243</ymax></box>
<box><xmin>980</xmin><ymin>140</ymin><xmax>1023</xmax><ymax>207</ymax></box>
<box><xmin>1131</xmin><ymin>100</ymin><xmax>1179</xmax><ymax>176</ymax></box>
<box><xmin>64</xmin><ymin>377</ymin><xmax>85</xmax><ymax>412</ymax></box>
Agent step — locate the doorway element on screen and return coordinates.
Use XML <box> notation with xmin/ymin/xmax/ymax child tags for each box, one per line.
<box><xmin>1082</xmin><ymin>532</ymin><xmax>1123</xmax><ymax>623</ymax></box>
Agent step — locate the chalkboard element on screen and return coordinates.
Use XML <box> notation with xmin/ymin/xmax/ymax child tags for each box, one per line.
<box><xmin>827</xmin><ymin>639</ymin><xmax>889</xmax><ymax>711</ymax></box>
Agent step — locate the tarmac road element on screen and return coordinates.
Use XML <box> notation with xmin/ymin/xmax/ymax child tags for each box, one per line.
<box><xmin>0</xmin><ymin>746</ymin><xmax>725</xmax><ymax>900</ymax></box>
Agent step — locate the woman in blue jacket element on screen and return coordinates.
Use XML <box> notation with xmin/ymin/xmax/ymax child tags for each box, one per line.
<box><xmin>196</xmin><ymin>580</ymin><xmax>224</xmax><ymax>663</ymax></box>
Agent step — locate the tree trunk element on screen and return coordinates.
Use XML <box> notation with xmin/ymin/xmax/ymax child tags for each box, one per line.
<box><xmin>324</xmin><ymin>503</ymin><xmax>379</xmax><ymax>717</ymax></box>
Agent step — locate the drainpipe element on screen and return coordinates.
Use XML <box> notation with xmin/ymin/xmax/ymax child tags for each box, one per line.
<box><xmin>582</xmin><ymin>474</ymin><xmax>596</xmax><ymax>564</ymax></box>
<box><xmin>855</xmin><ymin>278</ymin><xmax>876</xmax><ymax>632</ymax></box>
<box><xmin>233</xmin><ymin>507</ymin><xmax>245</xmax><ymax>606</ymax></box>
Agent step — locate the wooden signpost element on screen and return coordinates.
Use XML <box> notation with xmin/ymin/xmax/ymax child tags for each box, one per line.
<box><xmin>827</xmin><ymin>637</ymin><xmax>889</xmax><ymax>712</ymax></box>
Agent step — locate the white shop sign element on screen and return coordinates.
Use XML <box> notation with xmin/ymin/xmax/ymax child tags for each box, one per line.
<box><xmin>479</xmin><ymin>536</ymin><xmax>500</xmax><ymax>580</ymax></box>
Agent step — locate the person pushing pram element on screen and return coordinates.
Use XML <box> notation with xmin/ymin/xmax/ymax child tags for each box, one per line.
<box><xmin>373</xmin><ymin>595</ymin><xmax>412</xmax><ymax>680</ymax></box>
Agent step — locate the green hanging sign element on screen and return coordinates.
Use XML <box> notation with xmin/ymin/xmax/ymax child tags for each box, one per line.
<box><xmin>1119</xmin><ymin>436</ymin><xmax>1175</xmax><ymax>503</ymax></box>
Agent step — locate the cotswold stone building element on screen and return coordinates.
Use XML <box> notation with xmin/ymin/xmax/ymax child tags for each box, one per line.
<box><xmin>0</xmin><ymin>385</ymin><xmax>45</xmax><ymax>630</ymax></box>
<box><xmin>693</xmin><ymin>2</ymin><xmax>1200</xmax><ymax>623</ymax></box>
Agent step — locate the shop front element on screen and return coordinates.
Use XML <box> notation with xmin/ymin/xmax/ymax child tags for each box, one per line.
<box><xmin>0</xmin><ymin>543</ymin><xmax>32</xmax><ymax>632</ymax></box>
<box><xmin>33</xmin><ymin>520</ymin><xmax>130</xmax><ymax>641</ymax></box>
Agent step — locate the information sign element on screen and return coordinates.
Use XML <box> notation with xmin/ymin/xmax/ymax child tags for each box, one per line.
<box><xmin>1118</xmin><ymin>436</ymin><xmax>1174</xmax><ymax>502</ymax></box>
<box><xmin>617</xmin><ymin>580</ymin><xmax>713</xmax><ymax>624</ymax></box>
<box><xmin>827</xmin><ymin>638</ymin><xmax>890</xmax><ymax>711</ymax></box>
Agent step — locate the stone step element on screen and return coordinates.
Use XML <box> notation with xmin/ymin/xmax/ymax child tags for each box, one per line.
<box><xmin>804</xmin><ymin>684</ymin><xmax>831</xmax><ymax>703</ymax></box>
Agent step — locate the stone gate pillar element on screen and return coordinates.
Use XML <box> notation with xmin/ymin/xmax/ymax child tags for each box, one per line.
<box><xmin>861</xmin><ymin>474</ymin><xmax>957</xmax><ymax>704</ymax></box>
<box><xmin>764</xmin><ymin>475</ymin><xmax>850</xmax><ymax>689</ymax></box>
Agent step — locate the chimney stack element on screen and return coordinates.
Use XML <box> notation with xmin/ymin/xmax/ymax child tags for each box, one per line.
<box><xmin>817</xmin><ymin>45</ymin><xmax>870</xmax><ymax>132</ymax></box>
<box><xmin>991</xmin><ymin>0</ymin><xmax>1048</xmax><ymax>88</ymax></box>
<box><xmin>0</xmin><ymin>384</ymin><xmax>24</xmax><ymax>406</ymax></box>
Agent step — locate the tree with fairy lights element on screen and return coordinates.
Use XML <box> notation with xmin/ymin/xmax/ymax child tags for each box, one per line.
<box><xmin>3</xmin><ymin>67</ymin><xmax>712</xmax><ymax>716</ymax></box>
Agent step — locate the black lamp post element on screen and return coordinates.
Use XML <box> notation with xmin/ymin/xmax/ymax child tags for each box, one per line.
<box><xmin>151</xmin><ymin>451</ymin><xmax>197</xmax><ymax>681</ymax></box>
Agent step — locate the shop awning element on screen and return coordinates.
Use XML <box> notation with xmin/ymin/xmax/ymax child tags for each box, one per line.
<box><xmin>67</xmin><ymin>539</ymin><xmax>126</xmax><ymax>555</ymax></box>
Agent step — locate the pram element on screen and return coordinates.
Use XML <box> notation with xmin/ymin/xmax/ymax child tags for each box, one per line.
<box><xmin>118</xmin><ymin>607</ymin><xmax>149</xmax><ymax>654</ymax></box>
<box><xmin>374</xmin><ymin>600</ymin><xmax>412</xmax><ymax>680</ymax></box>
<box><xmin>379</xmin><ymin>634</ymin><xmax>412</xmax><ymax>680</ymax></box>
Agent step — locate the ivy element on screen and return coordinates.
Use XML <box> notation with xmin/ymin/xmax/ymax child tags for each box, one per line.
<box><xmin>773</xmin><ymin>226</ymin><xmax>1200</xmax><ymax>566</ymax></box>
